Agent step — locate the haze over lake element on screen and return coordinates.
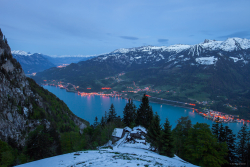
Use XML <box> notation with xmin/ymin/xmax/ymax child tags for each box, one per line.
<box><xmin>44</xmin><ymin>85</ymin><xmax>249</xmax><ymax>135</ymax></box>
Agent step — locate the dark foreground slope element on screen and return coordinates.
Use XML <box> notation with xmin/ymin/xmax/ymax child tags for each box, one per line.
<box><xmin>0</xmin><ymin>29</ymin><xmax>89</xmax><ymax>165</ymax></box>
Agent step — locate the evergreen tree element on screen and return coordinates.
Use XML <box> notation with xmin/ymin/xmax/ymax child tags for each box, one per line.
<box><xmin>26</xmin><ymin>125</ymin><xmax>56</xmax><ymax>160</ymax></box>
<box><xmin>104</xmin><ymin>111</ymin><xmax>108</xmax><ymax>124</ymax></box>
<box><xmin>246</xmin><ymin>131</ymin><xmax>250</xmax><ymax>167</ymax></box>
<box><xmin>93</xmin><ymin>116</ymin><xmax>99</xmax><ymax>129</ymax></box>
<box><xmin>3</xmin><ymin>35</ymin><xmax>7</xmax><ymax>44</ymax></box>
<box><xmin>107</xmin><ymin>103</ymin><xmax>117</xmax><ymax>123</ymax></box>
<box><xmin>218</xmin><ymin>123</ymin><xmax>226</xmax><ymax>143</ymax></box>
<box><xmin>236</xmin><ymin>124</ymin><xmax>249</xmax><ymax>164</ymax></box>
<box><xmin>0</xmin><ymin>139</ymin><xmax>15</xmax><ymax>166</ymax></box>
<box><xmin>123</xmin><ymin>99</ymin><xmax>136</xmax><ymax>127</ymax></box>
<box><xmin>146</xmin><ymin>112</ymin><xmax>161</xmax><ymax>151</ymax></box>
<box><xmin>159</xmin><ymin>118</ymin><xmax>174</xmax><ymax>157</ymax></box>
<box><xmin>212</xmin><ymin>118</ymin><xmax>220</xmax><ymax>139</ymax></box>
<box><xmin>172</xmin><ymin>116</ymin><xmax>192</xmax><ymax>157</ymax></box>
<box><xmin>100</xmin><ymin>116</ymin><xmax>105</xmax><ymax>127</ymax></box>
<box><xmin>0</xmin><ymin>28</ymin><xmax>3</xmax><ymax>39</ymax></box>
<box><xmin>136</xmin><ymin>94</ymin><xmax>153</xmax><ymax>129</ymax></box>
<box><xmin>223</xmin><ymin>126</ymin><xmax>237</xmax><ymax>166</ymax></box>
<box><xmin>184</xmin><ymin>123</ymin><xmax>228</xmax><ymax>167</ymax></box>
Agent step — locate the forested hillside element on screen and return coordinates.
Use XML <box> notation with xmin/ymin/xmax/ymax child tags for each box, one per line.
<box><xmin>0</xmin><ymin>29</ymin><xmax>89</xmax><ymax>166</ymax></box>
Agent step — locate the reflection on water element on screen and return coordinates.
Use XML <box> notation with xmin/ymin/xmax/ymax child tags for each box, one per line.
<box><xmin>44</xmin><ymin>85</ymin><xmax>249</xmax><ymax>135</ymax></box>
<box><xmin>188</xmin><ymin>111</ymin><xmax>195</xmax><ymax>118</ymax></box>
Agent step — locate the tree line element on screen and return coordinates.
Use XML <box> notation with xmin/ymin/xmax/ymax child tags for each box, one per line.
<box><xmin>94</xmin><ymin>94</ymin><xmax>250</xmax><ymax>167</ymax></box>
<box><xmin>1</xmin><ymin>94</ymin><xmax>250</xmax><ymax>167</ymax></box>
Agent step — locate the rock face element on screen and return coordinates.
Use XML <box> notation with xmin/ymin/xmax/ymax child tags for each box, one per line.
<box><xmin>0</xmin><ymin>29</ymin><xmax>88</xmax><ymax>146</ymax></box>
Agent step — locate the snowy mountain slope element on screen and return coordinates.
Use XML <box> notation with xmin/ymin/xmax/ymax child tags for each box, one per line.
<box><xmin>16</xmin><ymin>148</ymin><xmax>197</xmax><ymax>167</ymax></box>
<box><xmin>11</xmin><ymin>50</ymin><xmax>32</xmax><ymax>56</ymax></box>
<box><xmin>86</xmin><ymin>38</ymin><xmax>249</xmax><ymax>72</ymax></box>
<box><xmin>12</xmin><ymin>52</ymin><xmax>55</xmax><ymax>74</ymax></box>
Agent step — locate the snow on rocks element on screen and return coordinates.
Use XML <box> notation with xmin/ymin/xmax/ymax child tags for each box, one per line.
<box><xmin>23</xmin><ymin>107</ymin><xmax>29</xmax><ymax>117</ymax></box>
<box><xmin>195</xmin><ymin>56</ymin><xmax>218</xmax><ymax>65</ymax></box>
<box><xmin>230</xmin><ymin>57</ymin><xmax>244</xmax><ymax>62</ymax></box>
<box><xmin>165</xmin><ymin>44</ymin><xmax>191</xmax><ymax>53</ymax></box>
<box><xmin>11</xmin><ymin>50</ymin><xmax>32</xmax><ymax>56</ymax></box>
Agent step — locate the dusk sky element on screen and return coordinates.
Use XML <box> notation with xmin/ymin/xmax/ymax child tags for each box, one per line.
<box><xmin>1</xmin><ymin>0</ymin><xmax>250</xmax><ymax>56</ymax></box>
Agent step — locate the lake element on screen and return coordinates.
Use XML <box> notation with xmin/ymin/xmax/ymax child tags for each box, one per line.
<box><xmin>43</xmin><ymin>85</ymin><xmax>249</xmax><ymax>135</ymax></box>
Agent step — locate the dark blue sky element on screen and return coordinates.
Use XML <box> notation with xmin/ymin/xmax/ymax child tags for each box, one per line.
<box><xmin>1</xmin><ymin>0</ymin><xmax>250</xmax><ymax>56</ymax></box>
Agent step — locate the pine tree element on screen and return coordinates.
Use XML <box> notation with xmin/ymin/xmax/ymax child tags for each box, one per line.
<box><xmin>246</xmin><ymin>131</ymin><xmax>250</xmax><ymax>167</ymax></box>
<box><xmin>184</xmin><ymin>123</ymin><xmax>228</xmax><ymax>167</ymax></box>
<box><xmin>100</xmin><ymin>116</ymin><xmax>105</xmax><ymax>127</ymax></box>
<box><xmin>218</xmin><ymin>123</ymin><xmax>226</xmax><ymax>143</ymax></box>
<box><xmin>104</xmin><ymin>111</ymin><xmax>108</xmax><ymax>124</ymax></box>
<box><xmin>93</xmin><ymin>116</ymin><xmax>99</xmax><ymax>129</ymax></box>
<box><xmin>123</xmin><ymin>99</ymin><xmax>137</xmax><ymax>127</ymax></box>
<box><xmin>212</xmin><ymin>118</ymin><xmax>220</xmax><ymax>139</ymax></box>
<box><xmin>146</xmin><ymin>112</ymin><xmax>161</xmax><ymax>151</ymax></box>
<box><xmin>0</xmin><ymin>28</ymin><xmax>3</xmax><ymax>39</ymax></box>
<box><xmin>107</xmin><ymin>103</ymin><xmax>117</xmax><ymax>123</ymax></box>
<box><xmin>136</xmin><ymin>94</ymin><xmax>153</xmax><ymax>129</ymax></box>
<box><xmin>236</xmin><ymin>124</ymin><xmax>249</xmax><ymax>164</ymax></box>
<box><xmin>172</xmin><ymin>116</ymin><xmax>192</xmax><ymax>157</ymax></box>
<box><xmin>223</xmin><ymin>126</ymin><xmax>237</xmax><ymax>166</ymax></box>
<box><xmin>3</xmin><ymin>35</ymin><xmax>7</xmax><ymax>44</ymax></box>
<box><xmin>159</xmin><ymin>118</ymin><xmax>174</xmax><ymax>157</ymax></box>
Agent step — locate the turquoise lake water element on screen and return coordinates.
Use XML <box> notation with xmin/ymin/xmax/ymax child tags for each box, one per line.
<box><xmin>43</xmin><ymin>85</ymin><xmax>249</xmax><ymax>135</ymax></box>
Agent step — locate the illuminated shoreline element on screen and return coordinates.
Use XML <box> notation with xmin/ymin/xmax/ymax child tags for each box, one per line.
<box><xmin>42</xmin><ymin>83</ymin><xmax>250</xmax><ymax>123</ymax></box>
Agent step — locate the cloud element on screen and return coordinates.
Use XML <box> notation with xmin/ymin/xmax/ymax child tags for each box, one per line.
<box><xmin>158</xmin><ymin>39</ymin><xmax>169</xmax><ymax>43</ymax></box>
<box><xmin>120</xmin><ymin>36</ymin><xmax>139</xmax><ymax>40</ymax></box>
<box><xmin>218</xmin><ymin>31</ymin><xmax>250</xmax><ymax>39</ymax></box>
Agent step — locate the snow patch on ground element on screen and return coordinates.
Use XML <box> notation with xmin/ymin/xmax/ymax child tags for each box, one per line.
<box><xmin>16</xmin><ymin>125</ymin><xmax>197</xmax><ymax>167</ymax></box>
<box><xmin>16</xmin><ymin>145</ymin><xmax>197</xmax><ymax>167</ymax></box>
<box><xmin>159</xmin><ymin>54</ymin><xmax>165</xmax><ymax>59</ymax></box>
<box><xmin>195</xmin><ymin>56</ymin><xmax>218</xmax><ymax>65</ymax></box>
<box><xmin>229</xmin><ymin>57</ymin><xmax>245</xmax><ymax>62</ymax></box>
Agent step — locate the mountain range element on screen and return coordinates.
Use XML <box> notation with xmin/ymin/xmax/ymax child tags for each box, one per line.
<box><xmin>12</xmin><ymin>50</ymin><xmax>97</xmax><ymax>74</ymax></box>
<box><xmin>32</xmin><ymin>37</ymin><xmax>250</xmax><ymax>119</ymax></box>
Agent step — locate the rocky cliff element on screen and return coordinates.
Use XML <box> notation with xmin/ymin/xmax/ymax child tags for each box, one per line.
<box><xmin>0</xmin><ymin>29</ymin><xmax>88</xmax><ymax>147</ymax></box>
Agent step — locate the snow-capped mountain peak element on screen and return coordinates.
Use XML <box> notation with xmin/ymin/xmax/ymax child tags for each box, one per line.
<box><xmin>198</xmin><ymin>37</ymin><xmax>250</xmax><ymax>52</ymax></box>
<box><xmin>94</xmin><ymin>37</ymin><xmax>250</xmax><ymax>67</ymax></box>
<box><xmin>11</xmin><ymin>50</ymin><xmax>32</xmax><ymax>56</ymax></box>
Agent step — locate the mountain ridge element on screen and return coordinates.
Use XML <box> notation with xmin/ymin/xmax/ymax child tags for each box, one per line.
<box><xmin>12</xmin><ymin>50</ymin><xmax>98</xmax><ymax>73</ymax></box>
<box><xmin>33</xmin><ymin>37</ymin><xmax>250</xmax><ymax>119</ymax></box>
